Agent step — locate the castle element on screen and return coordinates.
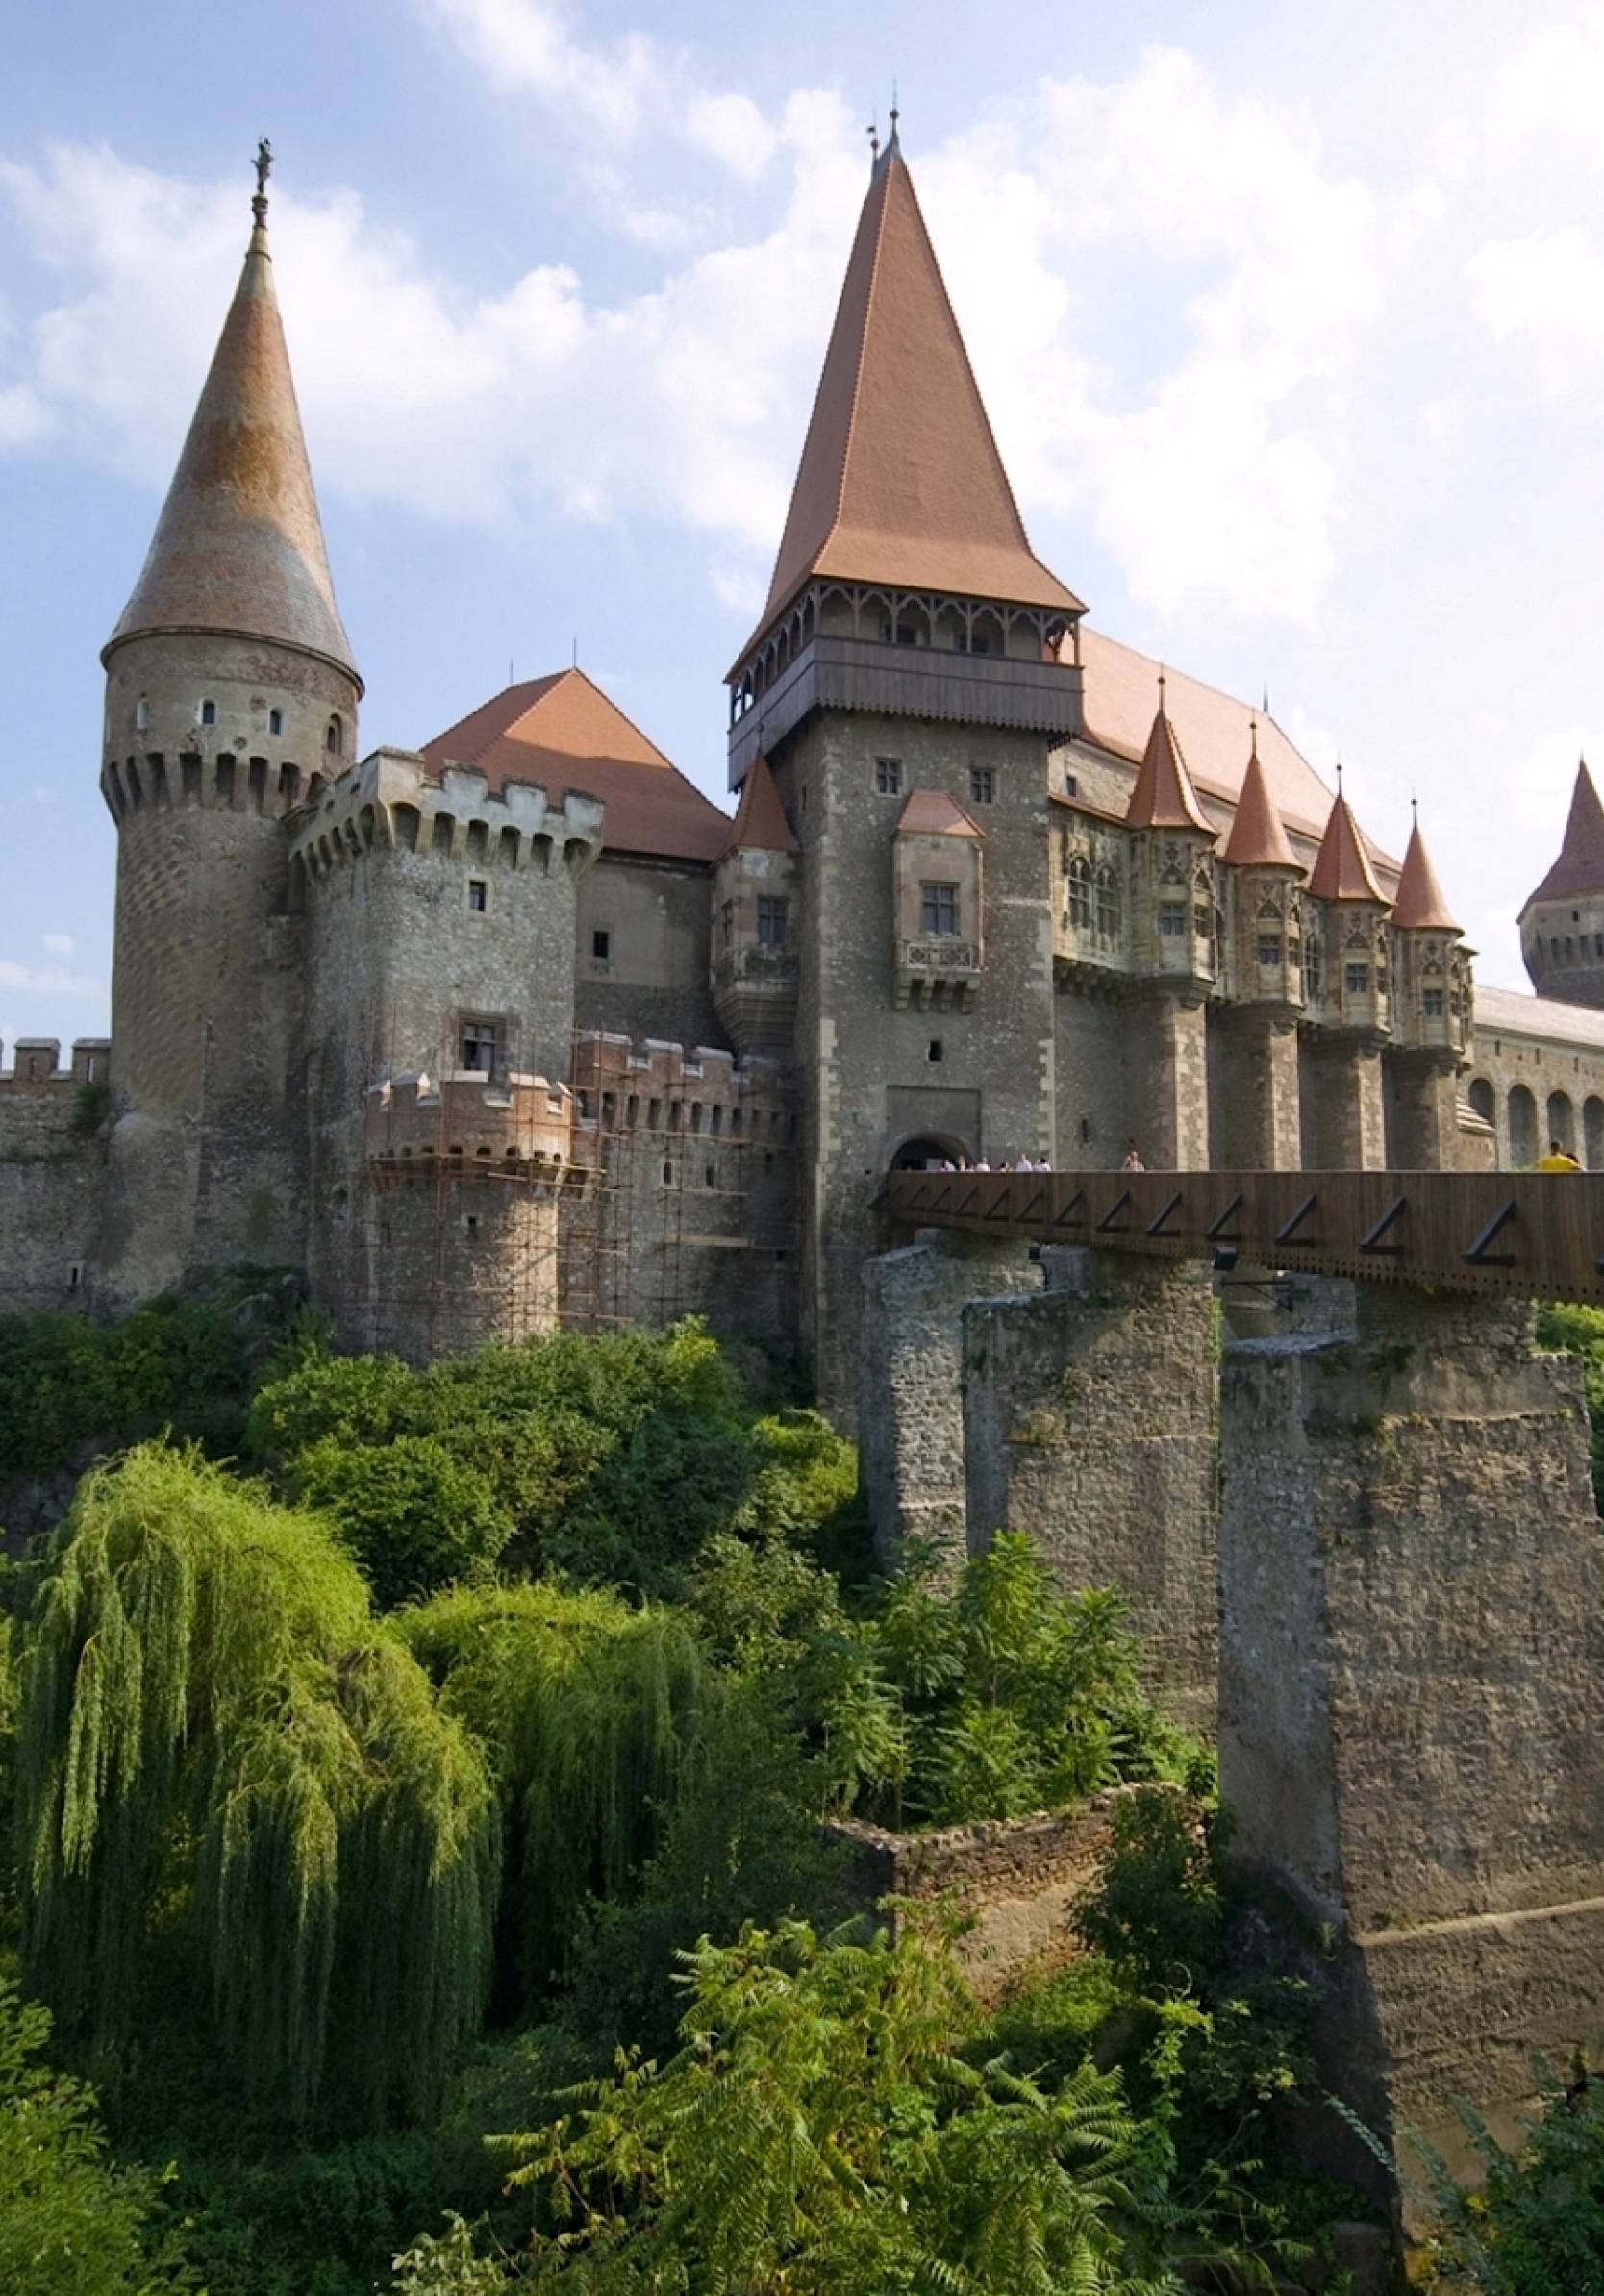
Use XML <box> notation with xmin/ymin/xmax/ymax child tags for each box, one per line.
<box><xmin>5</xmin><ymin>129</ymin><xmax>1604</xmax><ymax>1414</ymax></box>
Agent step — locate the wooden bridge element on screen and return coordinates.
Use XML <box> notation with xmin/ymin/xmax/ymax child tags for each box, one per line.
<box><xmin>883</xmin><ymin>1166</ymin><xmax>1604</xmax><ymax>1305</ymax></box>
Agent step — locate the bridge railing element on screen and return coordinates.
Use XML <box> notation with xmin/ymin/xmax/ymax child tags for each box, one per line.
<box><xmin>883</xmin><ymin>1167</ymin><xmax>1604</xmax><ymax>1305</ymax></box>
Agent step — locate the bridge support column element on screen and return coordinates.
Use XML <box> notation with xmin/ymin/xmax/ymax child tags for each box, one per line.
<box><xmin>860</xmin><ymin>1227</ymin><xmax>1037</xmax><ymax>1569</ymax></box>
<box><xmin>1219</xmin><ymin>1009</ymin><xmax>1301</xmax><ymax>1169</ymax></box>
<box><xmin>1126</xmin><ymin>991</ymin><xmax>1208</xmax><ymax>1169</ymax></box>
<box><xmin>1387</xmin><ymin>1049</ymin><xmax>1460</xmax><ymax>1171</ymax></box>
<box><xmin>962</xmin><ymin>1250</ymin><xmax>1217</xmax><ymax>1727</ymax></box>
<box><xmin>1311</xmin><ymin>1037</ymin><xmax>1386</xmax><ymax>1168</ymax></box>
<box><xmin>1220</xmin><ymin>1282</ymin><xmax>1604</xmax><ymax>2208</ymax></box>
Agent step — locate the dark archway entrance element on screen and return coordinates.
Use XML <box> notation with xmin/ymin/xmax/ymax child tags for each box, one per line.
<box><xmin>891</xmin><ymin>1133</ymin><xmax>971</xmax><ymax>1171</ymax></box>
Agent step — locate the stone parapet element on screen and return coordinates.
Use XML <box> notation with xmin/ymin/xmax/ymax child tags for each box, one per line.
<box><xmin>0</xmin><ymin>1039</ymin><xmax>112</xmax><ymax>1093</ymax></box>
<box><xmin>290</xmin><ymin>747</ymin><xmax>604</xmax><ymax>889</ymax></box>
<box><xmin>363</xmin><ymin>1069</ymin><xmax>574</xmax><ymax>1179</ymax></box>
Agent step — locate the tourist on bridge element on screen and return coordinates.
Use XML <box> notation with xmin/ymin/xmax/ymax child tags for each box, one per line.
<box><xmin>1122</xmin><ymin>1141</ymin><xmax>1146</xmax><ymax>1172</ymax></box>
<box><xmin>1539</xmin><ymin>1138</ymin><xmax>1582</xmax><ymax>1170</ymax></box>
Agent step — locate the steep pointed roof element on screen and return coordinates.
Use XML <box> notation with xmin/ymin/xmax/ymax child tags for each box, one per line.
<box><xmin>1391</xmin><ymin>819</ymin><xmax>1458</xmax><ymax>931</ymax></box>
<box><xmin>1308</xmin><ymin>790</ymin><xmax>1388</xmax><ymax>905</ymax></box>
<box><xmin>745</xmin><ymin>142</ymin><xmax>1080</xmax><ymax>654</ymax></box>
<box><xmin>1124</xmin><ymin>691</ymin><xmax>1212</xmax><ymax>834</ymax></box>
<box><xmin>723</xmin><ymin>753</ymin><xmax>799</xmax><ymax>856</ymax></box>
<box><xmin>1523</xmin><ymin>761</ymin><xmax>1604</xmax><ymax>909</ymax></box>
<box><xmin>894</xmin><ymin>788</ymin><xmax>985</xmax><ymax>838</ymax></box>
<box><xmin>105</xmin><ymin>182</ymin><xmax>359</xmax><ymax>685</ymax></box>
<box><xmin>1222</xmin><ymin>730</ymin><xmax>1298</xmax><ymax>867</ymax></box>
<box><xmin>421</xmin><ymin>667</ymin><xmax>730</xmax><ymax>863</ymax></box>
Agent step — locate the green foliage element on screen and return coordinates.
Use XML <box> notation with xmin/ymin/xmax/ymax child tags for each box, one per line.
<box><xmin>0</xmin><ymin>1979</ymin><xmax>195</xmax><ymax>2295</ymax></box>
<box><xmin>735</xmin><ymin>1409</ymin><xmax>858</xmax><ymax>1538</ymax></box>
<box><xmin>0</xmin><ymin>1269</ymin><xmax>306</xmax><ymax>1483</ymax></box>
<box><xmin>1413</xmin><ymin>2064</ymin><xmax>1604</xmax><ymax>2292</ymax></box>
<box><xmin>71</xmin><ymin>1080</ymin><xmax>110</xmax><ymax>1136</ymax></box>
<box><xmin>17</xmin><ymin>1442</ymin><xmax>498</xmax><ymax>2120</ymax></box>
<box><xmin>288</xmin><ymin>1434</ymin><xmax>514</xmax><ymax>1609</ymax></box>
<box><xmin>407</xmin><ymin>1916</ymin><xmax>1168</xmax><ymax>2294</ymax></box>
<box><xmin>1535</xmin><ymin>1302</ymin><xmax>1604</xmax><ymax>1510</ymax></box>
<box><xmin>243</xmin><ymin>1348</ymin><xmax>425</xmax><ymax>1465</ymax></box>
<box><xmin>396</xmin><ymin>1580</ymin><xmax>709</xmax><ymax>1999</ymax></box>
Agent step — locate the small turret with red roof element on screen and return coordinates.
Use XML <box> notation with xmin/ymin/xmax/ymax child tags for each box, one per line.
<box><xmin>1391</xmin><ymin>810</ymin><xmax>1469</xmax><ymax>1057</ymax></box>
<box><xmin>1519</xmin><ymin>761</ymin><xmax>1604</xmax><ymax>1011</ymax></box>
<box><xmin>1222</xmin><ymin>722</ymin><xmax>1305</xmax><ymax>1011</ymax></box>
<box><xmin>1304</xmin><ymin>775</ymin><xmax>1391</xmax><ymax>1034</ymax></box>
<box><xmin>712</xmin><ymin>754</ymin><xmax>801</xmax><ymax>1053</ymax></box>
<box><xmin>1124</xmin><ymin>676</ymin><xmax>1219</xmax><ymax>987</ymax></box>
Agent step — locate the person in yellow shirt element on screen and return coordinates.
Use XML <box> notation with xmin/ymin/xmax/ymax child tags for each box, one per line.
<box><xmin>1538</xmin><ymin>1138</ymin><xmax>1583</xmax><ymax>1171</ymax></box>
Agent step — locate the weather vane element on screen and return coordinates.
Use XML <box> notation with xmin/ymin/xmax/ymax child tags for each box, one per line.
<box><xmin>253</xmin><ymin>137</ymin><xmax>273</xmax><ymax>224</ymax></box>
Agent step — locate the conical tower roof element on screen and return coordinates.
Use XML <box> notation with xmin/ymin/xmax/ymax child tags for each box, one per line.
<box><xmin>1391</xmin><ymin>818</ymin><xmax>1458</xmax><ymax>931</ymax></box>
<box><xmin>1523</xmin><ymin>761</ymin><xmax>1604</xmax><ymax>909</ymax></box>
<box><xmin>724</xmin><ymin>754</ymin><xmax>799</xmax><ymax>856</ymax></box>
<box><xmin>745</xmin><ymin>134</ymin><xmax>1080</xmax><ymax>654</ymax></box>
<box><xmin>104</xmin><ymin>167</ymin><xmax>359</xmax><ymax>686</ymax></box>
<box><xmin>1222</xmin><ymin>727</ymin><xmax>1297</xmax><ymax>867</ymax></box>
<box><xmin>1124</xmin><ymin>686</ymin><xmax>1212</xmax><ymax>834</ymax></box>
<box><xmin>1308</xmin><ymin>789</ymin><xmax>1387</xmax><ymax>905</ymax></box>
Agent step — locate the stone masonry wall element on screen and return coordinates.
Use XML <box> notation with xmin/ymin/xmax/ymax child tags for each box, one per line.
<box><xmin>962</xmin><ymin>1250</ymin><xmax>1218</xmax><ymax>1725</ymax></box>
<box><xmin>0</xmin><ymin>1075</ymin><xmax>105</xmax><ymax>1314</ymax></box>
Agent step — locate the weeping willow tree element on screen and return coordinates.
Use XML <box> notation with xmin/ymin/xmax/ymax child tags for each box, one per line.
<box><xmin>16</xmin><ymin>1443</ymin><xmax>499</xmax><ymax>2120</ymax></box>
<box><xmin>395</xmin><ymin>1581</ymin><xmax>708</xmax><ymax>1994</ymax></box>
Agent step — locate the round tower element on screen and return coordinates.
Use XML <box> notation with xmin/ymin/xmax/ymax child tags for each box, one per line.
<box><xmin>94</xmin><ymin>146</ymin><xmax>361</xmax><ymax>1304</ymax></box>
<box><xmin>1519</xmin><ymin>760</ymin><xmax>1604</xmax><ymax>1010</ymax></box>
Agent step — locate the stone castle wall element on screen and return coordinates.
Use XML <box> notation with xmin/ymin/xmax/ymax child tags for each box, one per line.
<box><xmin>0</xmin><ymin>1040</ymin><xmax>110</xmax><ymax>1315</ymax></box>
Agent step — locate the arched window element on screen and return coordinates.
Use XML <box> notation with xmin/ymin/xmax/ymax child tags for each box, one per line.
<box><xmin>1586</xmin><ymin>1096</ymin><xmax>1604</xmax><ymax>1171</ymax></box>
<box><xmin>1548</xmin><ymin>1089</ymin><xmax>1576</xmax><ymax>1154</ymax></box>
<box><xmin>200</xmin><ymin>698</ymin><xmax>217</xmax><ymax>727</ymax></box>
<box><xmin>1067</xmin><ymin>856</ymin><xmax>1092</xmax><ymax>929</ymax></box>
<box><xmin>1509</xmin><ymin>1083</ymin><xmax>1539</xmax><ymax>1168</ymax></box>
<box><xmin>1094</xmin><ymin>863</ymin><xmax>1121</xmax><ymax>940</ymax></box>
<box><xmin>1467</xmin><ymin>1077</ymin><xmax>1495</xmax><ymax>1128</ymax></box>
<box><xmin>326</xmin><ymin>714</ymin><xmax>343</xmax><ymax>756</ymax></box>
<box><xmin>134</xmin><ymin>696</ymin><xmax>150</xmax><ymax>732</ymax></box>
<box><xmin>269</xmin><ymin>707</ymin><xmax>284</xmax><ymax>736</ymax></box>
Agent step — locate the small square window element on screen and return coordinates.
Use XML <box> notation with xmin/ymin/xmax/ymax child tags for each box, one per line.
<box><xmin>1422</xmin><ymin>987</ymin><xmax>1445</xmax><ymax>1018</ymax></box>
<box><xmin>756</xmin><ymin>896</ymin><xmax>788</xmax><ymax>948</ymax></box>
<box><xmin>969</xmin><ymin>766</ymin><xmax>996</xmax><ymax>805</ymax></box>
<box><xmin>1159</xmin><ymin>902</ymin><xmax>1187</xmax><ymax>937</ymax></box>
<box><xmin>920</xmin><ymin>882</ymin><xmax>960</xmax><ymax>936</ymax></box>
<box><xmin>1257</xmin><ymin>935</ymin><xmax>1282</xmax><ymax>968</ymax></box>
<box><xmin>875</xmin><ymin>757</ymin><xmax>903</xmax><ymax>795</ymax></box>
<box><xmin>467</xmin><ymin>878</ymin><xmax>488</xmax><ymax>911</ymax></box>
<box><xmin>592</xmin><ymin>928</ymin><xmax>611</xmax><ymax>960</ymax></box>
<box><xmin>928</xmin><ymin>1038</ymin><xmax>943</xmax><ymax>1062</ymax></box>
<box><xmin>460</xmin><ymin>1017</ymin><xmax>499</xmax><ymax>1073</ymax></box>
<box><xmin>1345</xmin><ymin>962</ymin><xmax>1370</xmax><ymax>996</ymax></box>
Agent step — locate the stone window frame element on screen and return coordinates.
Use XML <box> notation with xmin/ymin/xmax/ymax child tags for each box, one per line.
<box><xmin>466</xmin><ymin>876</ymin><xmax>490</xmax><ymax>914</ymax></box>
<box><xmin>458</xmin><ymin>1013</ymin><xmax>504</xmax><ymax>1076</ymax></box>
<box><xmin>1257</xmin><ymin>933</ymin><xmax>1283</xmax><ymax>969</ymax></box>
<box><xmin>920</xmin><ymin>880</ymin><xmax>961</xmax><ymax>936</ymax></box>
<box><xmin>968</xmin><ymin>764</ymin><xmax>996</xmax><ymax>805</ymax></box>
<box><xmin>756</xmin><ymin>895</ymin><xmax>789</xmax><ymax>948</ymax></box>
<box><xmin>1093</xmin><ymin>863</ymin><xmax>1121</xmax><ymax>941</ymax></box>
<box><xmin>1344</xmin><ymin>961</ymin><xmax>1370</xmax><ymax>997</ymax></box>
<box><xmin>1158</xmin><ymin>900</ymin><xmax>1188</xmax><ymax>938</ymax></box>
<box><xmin>874</xmin><ymin>756</ymin><xmax>904</xmax><ymax>796</ymax></box>
<box><xmin>1067</xmin><ymin>855</ymin><xmax>1092</xmax><ymax>930</ymax></box>
<box><xmin>1422</xmin><ymin>987</ymin><xmax>1445</xmax><ymax>1019</ymax></box>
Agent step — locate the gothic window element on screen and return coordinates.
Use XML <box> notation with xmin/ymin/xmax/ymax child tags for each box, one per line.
<box><xmin>1422</xmin><ymin>988</ymin><xmax>1445</xmax><ymax>1018</ymax></box>
<box><xmin>875</xmin><ymin>757</ymin><xmax>903</xmax><ymax>795</ymax></box>
<box><xmin>1257</xmin><ymin>896</ymin><xmax>1281</xmax><ymax>921</ymax></box>
<box><xmin>721</xmin><ymin>899</ymin><xmax>735</xmax><ymax>949</ymax></box>
<box><xmin>1258</xmin><ymin>935</ymin><xmax>1283</xmax><ymax>968</ymax></box>
<box><xmin>1094</xmin><ymin>865</ymin><xmax>1120</xmax><ymax>938</ymax></box>
<box><xmin>326</xmin><ymin>714</ymin><xmax>344</xmax><ymax>756</ymax></box>
<box><xmin>200</xmin><ymin>698</ymin><xmax>217</xmax><ymax>727</ymax></box>
<box><xmin>1193</xmin><ymin>902</ymin><xmax>1212</xmax><ymax>940</ymax></box>
<box><xmin>969</xmin><ymin>765</ymin><xmax>996</xmax><ymax>805</ymax></box>
<box><xmin>460</xmin><ymin>1016</ymin><xmax>500</xmax><ymax>1074</ymax></box>
<box><xmin>1344</xmin><ymin>962</ymin><xmax>1369</xmax><ymax>996</ymax></box>
<box><xmin>1303</xmin><ymin>937</ymin><xmax>1323</xmax><ymax>1001</ymax></box>
<box><xmin>921</xmin><ymin>881</ymin><xmax>960</xmax><ymax>936</ymax></box>
<box><xmin>1067</xmin><ymin>857</ymin><xmax>1092</xmax><ymax>929</ymax></box>
<box><xmin>1159</xmin><ymin>901</ymin><xmax>1187</xmax><ymax>937</ymax></box>
<box><xmin>757</xmin><ymin>895</ymin><xmax>789</xmax><ymax>948</ymax></box>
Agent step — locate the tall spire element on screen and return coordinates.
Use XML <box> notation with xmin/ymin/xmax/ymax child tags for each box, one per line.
<box><xmin>104</xmin><ymin>145</ymin><xmax>360</xmax><ymax>686</ymax></box>
<box><xmin>1222</xmin><ymin>722</ymin><xmax>1297</xmax><ymax>867</ymax></box>
<box><xmin>1308</xmin><ymin>788</ymin><xmax>1387</xmax><ymax>904</ymax></box>
<box><xmin>751</xmin><ymin>137</ymin><xmax>1080</xmax><ymax>637</ymax></box>
<box><xmin>1124</xmin><ymin>684</ymin><xmax>1212</xmax><ymax>833</ymax></box>
<box><xmin>1523</xmin><ymin>759</ymin><xmax>1604</xmax><ymax>909</ymax></box>
<box><xmin>1391</xmin><ymin>816</ymin><xmax>1458</xmax><ymax>931</ymax></box>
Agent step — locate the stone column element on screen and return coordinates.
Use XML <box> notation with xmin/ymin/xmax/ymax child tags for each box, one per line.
<box><xmin>860</xmin><ymin>1228</ymin><xmax>1037</xmax><ymax>1569</ymax></box>
<box><xmin>1126</xmin><ymin>991</ymin><xmax>1209</xmax><ymax>1169</ymax></box>
<box><xmin>962</xmin><ymin>1250</ymin><xmax>1218</xmax><ymax>1727</ymax></box>
<box><xmin>1386</xmin><ymin>1050</ymin><xmax>1460</xmax><ymax>1170</ymax></box>
<box><xmin>1310</xmin><ymin>1036</ymin><xmax>1386</xmax><ymax>1169</ymax></box>
<box><xmin>1219</xmin><ymin>1009</ymin><xmax>1302</xmax><ymax>1169</ymax></box>
<box><xmin>1219</xmin><ymin>1283</ymin><xmax>1604</xmax><ymax>2203</ymax></box>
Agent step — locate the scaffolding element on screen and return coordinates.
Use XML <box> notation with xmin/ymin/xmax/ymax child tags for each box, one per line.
<box><xmin>357</xmin><ymin>1022</ymin><xmax>798</xmax><ymax>1356</ymax></box>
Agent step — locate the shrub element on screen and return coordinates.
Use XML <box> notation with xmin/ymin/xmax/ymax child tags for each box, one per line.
<box><xmin>1415</xmin><ymin>2062</ymin><xmax>1604</xmax><ymax>2291</ymax></box>
<box><xmin>288</xmin><ymin>1435</ymin><xmax>514</xmax><ymax>1609</ymax></box>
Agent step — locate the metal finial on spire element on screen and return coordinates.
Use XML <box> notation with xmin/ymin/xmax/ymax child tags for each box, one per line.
<box><xmin>867</xmin><ymin>114</ymin><xmax>880</xmax><ymax>167</ymax></box>
<box><xmin>1249</xmin><ymin>712</ymin><xmax>1258</xmax><ymax>749</ymax></box>
<box><xmin>252</xmin><ymin>137</ymin><xmax>272</xmax><ymax>230</ymax></box>
<box><xmin>1262</xmin><ymin>683</ymin><xmax>1270</xmax><ymax>717</ymax></box>
<box><xmin>1335</xmin><ymin>759</ymin><xmax>1344</xmax><ymax>793</ymax></box>
<box><xmin>1411</xmin><ymin>790</ymin><xmax>1419</xmax><ymax>826</ymax></box>
<box><xmin>1156</xmin><ymin>664</ymin><xmax>1166</xmax><ymax>705</ymax></box>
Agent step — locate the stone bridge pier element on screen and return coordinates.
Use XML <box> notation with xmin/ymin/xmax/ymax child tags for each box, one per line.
<box><xmin>1219</xmin><ymin>1283</ymin><xmax>1604</xmax><ymax>2207</ymax></box>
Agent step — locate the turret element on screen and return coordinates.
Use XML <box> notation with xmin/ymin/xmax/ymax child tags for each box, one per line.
<box><xmin>712</xmin><ymin>755</ymin><xmax>801</xmax><ymax>1052</ymax></box>
<box><xmin>1305</xmin><ymin>782</ymin><xmax>1390</xmax><ymax>1036</ymax></box>
<box><xmin>1221</xmin><ymin>723</ymin><xmax>1303</xmax><ymax>1012</ymax></box>
<box><xmin>1123</xmin><ymin>679</ymin><xmax>1217</xmax><ymax>990</ymax></box>
<box><xmin>1386</xmin><ymin>810</ymin><xmax>1470</xmax><ymax>1169</ymax></box>
<box><xmin>93</xmin><ymin>144</ymin><xmax>361</xmax><ymax>1303</ymax></box>
<box><xmin>1519</xmin><ymin>760</ymin><xmax>1604</xmax><ymax>1009</ymax></box>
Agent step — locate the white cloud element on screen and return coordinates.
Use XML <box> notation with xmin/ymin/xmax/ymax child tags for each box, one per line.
<box><xmin>0</xmin><ymin>960</ymin><xmax>102</xmax><ymax>997</ymax></box>
<box><xmin>1496</xmin><ymin>8</ymin><xmax>1604</xmax><ymax>159</ymax></box>
<box><xmin>40</xmin><ymin>933</ymin><xmax>74</xmax><ymax>957</ymax></box>
<box><xmin>1467</xmin><ymin>225</ymin><xmax>1604</xmax><ymax>384</ymax></box>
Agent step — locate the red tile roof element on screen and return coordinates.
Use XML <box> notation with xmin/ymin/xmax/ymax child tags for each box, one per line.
<box><xmin>895</xmin><ymin>788</ymin><xmax>985</xmax><ymax>838</ymax></box>
<box><xmin>1123</xmin><ymin>690</ymin><xmax>1212</xmax><ymax>833</ymax></box>
<box><xmin>742</xmin><ymin>141</ymin><xmax>1080</xmax><ymax>661</ymax></box>
<box><xmin>105</xmin><ymin>200</ymin><xmax>359</xmax><ymax>683</ymax></box>
<box><xmin>723</xmin><ymin>753</ymin><xmax>798</xmax><ymax>856</ymax></box>
<box><xmin>1391</xmin><ymin>820</ymin><xmax>1458</xmax><ymax>931</ymax></box>
<box><xmin>1308</xmin><ymin>792</ymin><xmax>1388</xmax><ymax>905</ymax></box>
<box><xmin>421</xmin><ymin>668</ymin><xmax>730</xmax><ymax>863</ymax></box>
<box><xmin>1222</xmin><ymin>731</ymin><xmax>1298</xmax><ymax>868</ymax></box>
<box><xmin>1523</xmin><ymin>761</ymin><xmax>1604</xmax><ymax>910</ymax></box>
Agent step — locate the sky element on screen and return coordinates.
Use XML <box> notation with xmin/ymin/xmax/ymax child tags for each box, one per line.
<box><xmin>4</xmin><ymin>0</ymin><xmax>1604</xmax><ymax>1053</ymax></box>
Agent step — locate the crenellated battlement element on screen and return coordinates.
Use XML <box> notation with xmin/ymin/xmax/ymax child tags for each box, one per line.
<box><xmin>0</xmin><ymin>1038</ymin><xmax>113</xmax><ymax>1093</ymax></box>
<box><xmin>290</xmin><ymin>748</ymin><xmax>605</xmax><ymax>891</ymax></box>
<box><xmin>364</xmin><ymin>1067</ymin><xmax>575</xmax><ymax>1184</ymax></box>
<box><xmin>570</xmin><ymin>1030</ymin><xmax>796</xmax><ymax>1144</ymax></box>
